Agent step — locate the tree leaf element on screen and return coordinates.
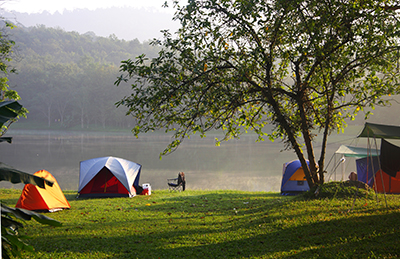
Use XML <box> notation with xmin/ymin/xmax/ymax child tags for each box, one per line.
<box><xmin>0</xmin><ymin>163</ymin><xmax>54</xmax><ymax>188</ymax></box>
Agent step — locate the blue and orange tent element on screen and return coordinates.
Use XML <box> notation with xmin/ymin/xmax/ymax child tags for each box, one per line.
<box><xmin>281</xmin><ymin>160</ymin><xmax>310</xmax><ymax>195</ymax></box>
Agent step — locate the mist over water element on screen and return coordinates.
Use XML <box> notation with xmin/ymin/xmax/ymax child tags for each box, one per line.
<box><xmin>0</xmin><ymin>129</ymin><xmax>354</xmax><ymax>193</ymax></box>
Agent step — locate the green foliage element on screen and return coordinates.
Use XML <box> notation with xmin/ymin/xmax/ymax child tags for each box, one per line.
<box><xmin>116</xmin><ymin>0</ymin><xmax>400</xmax><ymax>187</ymax></box>
<box><xmin>0</xmin><ymin>189</ymin><xmax>398</xmax><ymax>258</ymax></box>
<box><xmin>0</xmin><ymin>162</ymin><xmax>54</xmax><ymax>188</ymax></box>
<box><xmin>0</xmin><ymin>100</ymin><xmax>24</xmax><ymax>137</ymax></box>
<box><xmin>0</xmin><ymin>22</ymin><xmax>18</xmax><ymax>100</ymax></box>
<box><xmin>1</xmin><ymin>203</ymin><xmax>62</xmax><ymax>259</ymax></box>
<box><xmin>0</xmin><ymin>22</ymin><xmax>28</xmax><ymax>137</ymax></box>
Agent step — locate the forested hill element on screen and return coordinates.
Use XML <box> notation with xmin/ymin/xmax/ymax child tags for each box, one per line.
<box><xmin>10</xmin><ymin>25</ymin><xmax>160</xmax><ymax>66</ymax></box>
<box><xmin>7</xmin><ymin>25</ymin><xmax>160</xmax><ymax>130</ymax></box>
<box><xmin>5</xmin><ymin>24</ymin><xmax>400</xmax><ymax>132</ymax></box>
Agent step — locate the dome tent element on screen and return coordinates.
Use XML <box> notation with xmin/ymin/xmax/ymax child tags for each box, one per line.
<box><xmin>78</xmin><ymin>156</ymin><xmax>141</xmax><ymax>198</ymax></box>
<box><xmin>16</xmin><ymin>170</ymin><xmax>70</xmax><ymax>212</ymax></box>
<box><xmin>281</xmin><ymin>160</ymin><xmax>310</xmax><ymax>195</ymax></box>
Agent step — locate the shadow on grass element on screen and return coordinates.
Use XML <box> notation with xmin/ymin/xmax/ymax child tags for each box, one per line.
<box><xmin>20</xmin><ymin>191</ymin><xmax>399</xmax><ymax>258</ymax></box>
<box><xmin>64</xmin><ymin>193</ymin><xmax>79</xmax><ymax>201</ymax></box>
<box><xmin>28</xmin><ymin>209</ymin><xmax>400</xmax><ymax>259</ymax></box>
<box><xmin>18</xmin><ymin>192</ymin><xmax>400</xmax><ymax>258</ymax></box>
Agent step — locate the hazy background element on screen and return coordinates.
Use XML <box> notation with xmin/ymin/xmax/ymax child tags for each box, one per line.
<box><xmin>1</xmin><ymin>0</ymin><xmax>400</xmax><ymax>193</ymax></box>
<box><xmin>2</xmin><ymin>1</ymin><xmax>180</xmax><ymax>42</ymax></box>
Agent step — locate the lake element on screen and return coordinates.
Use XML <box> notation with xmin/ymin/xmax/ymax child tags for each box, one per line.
<box><xmin>0</xmin><ymin>129</ymin><xmax>356</xmax><ymax>193</ymax></box>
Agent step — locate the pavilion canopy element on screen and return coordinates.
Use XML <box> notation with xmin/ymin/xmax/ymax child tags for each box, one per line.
<box><xmin>334</xmin><ymin>145</ymin><xmax>379</xmax><ymax>158</ymax></box>
<box><xmin>358</xmin><ymin>122</ymin><xmax>400</xmax><ymax>139</ymax></box>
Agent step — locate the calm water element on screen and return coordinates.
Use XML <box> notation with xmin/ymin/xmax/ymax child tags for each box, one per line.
<box><xmin>0</xmin><ymin>129</ymin><xmax>351</xmax><ymax>192</ymax></box>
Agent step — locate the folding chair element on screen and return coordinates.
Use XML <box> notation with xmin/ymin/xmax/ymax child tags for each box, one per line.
<box><xmin>167</xmin><ymin>172</ymin><xmax>186</xmax><ymax>191</ymax></box>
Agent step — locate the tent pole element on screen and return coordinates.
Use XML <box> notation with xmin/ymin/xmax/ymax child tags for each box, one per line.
<box><xmin>373</xmin><ymin>137</ymin><xmax>388</xmax><ymax>208</ymax></box>
<box><xmin>341</xmin><ymin>155</ymin><xmax>345</xmax><ymax>181</ymax></box>
<box><xmin>368</xmin><ymin>137</ymin><xmax>380</xmax><ymax>203</ymax></box>
<box><xmin>327</xmin><ymin>156</ymin><xmax>344</xmax><ymax>182</ymax></box>
<box><xmin>367</xmin><ymin>133</ymin><xmax>380</xmax><ymax>204</ymax></box>
<box><xmin>368</xmin><ymin>137</ymin><xmax>376</xmax><ymax>194</ymax></box>
<box><xmin>334</xmin><ymin>154</ymin><xmax>336</xmax><ymax>181</ymax></box>
<box><xmin>324</xmin><ymin>153</ymin><xmax>335</xmax><ymax>182</ymax></box>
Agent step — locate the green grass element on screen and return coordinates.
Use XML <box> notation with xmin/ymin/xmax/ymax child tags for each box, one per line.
<box><xmin>1</xmin><ymin>186</ymin><xmax>399</xmax><ymax>259</ymax></box>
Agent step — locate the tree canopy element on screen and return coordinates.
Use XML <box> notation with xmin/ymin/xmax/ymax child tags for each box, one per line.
<box><xmin>116</xmin><ymin>0</ymin><xmax>400</xmax><ymax>188</ymax></box>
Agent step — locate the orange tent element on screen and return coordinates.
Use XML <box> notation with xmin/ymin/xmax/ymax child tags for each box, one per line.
<box><xmin>16</xmin><ymin>170</ymin><xmax>70</xmax><ymax>212</ymax></box>
<box><xmin>373</xmin><ymin>170</ymin><xmax>400</xmax><ymax>194</ymax></box>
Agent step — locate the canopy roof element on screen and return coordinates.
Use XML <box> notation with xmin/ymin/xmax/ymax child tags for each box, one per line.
<box><xmin>358</xmin><ymin>122</ymin><xmax>400</xmax><ymax>139</ymax></box>
<box><xmin>335</xmin><ymin>145</ymin><xmax>379</xmax><ymax>158</ymax></box>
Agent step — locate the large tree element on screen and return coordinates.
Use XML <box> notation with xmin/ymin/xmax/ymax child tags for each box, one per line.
<box><xmin>0</xmin><ymin>21</ymin><xmax>27</xmax><ymax>135</ymax></box>
<box><xmin>116</xmin><ymin>0</ymin><xmax>400</xmax><ymax>188</ymax></box>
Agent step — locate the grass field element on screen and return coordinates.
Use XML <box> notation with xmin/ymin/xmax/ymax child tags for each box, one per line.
<box><xmin>1</xmin><ymin>185</ymin><xmax>399</xmax><ymax>259</ymax></box>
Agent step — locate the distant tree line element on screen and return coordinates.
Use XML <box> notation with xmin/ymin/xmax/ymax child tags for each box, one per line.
<box><xmin>6</xmin><ymin>25</ymin><xmax>160</xmax><ymax>129</ymax></box>
<box><xmin>6</xmin><ymin>24</ymin><xmax>399</xmax><ymax>131</ymax></box>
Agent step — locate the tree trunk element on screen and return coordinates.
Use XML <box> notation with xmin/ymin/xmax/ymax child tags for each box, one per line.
<box><xmin>263</xmin><ymin>88</ymin><xmax>316</xmax><ymax>189</ymax></box>
<box><xmin>297</xmin><ymin>91</ymin><xmax>319</xmax><ymax>185</ymax></box>
<box><xmin>318</xmin><ymin>113</ymin><xmax>332</xmax><ymax>184</ymax></box>
<box><xmin>318</xmin><ymin>88</ymin><xmax>337</xmax><ymax>185</ymax></box>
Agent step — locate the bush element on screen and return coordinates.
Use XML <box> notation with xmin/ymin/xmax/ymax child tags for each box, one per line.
<box><xmin>300</xmin><ymin>181</ymin><xmax>375</xmax><ymax>200</ymax></box>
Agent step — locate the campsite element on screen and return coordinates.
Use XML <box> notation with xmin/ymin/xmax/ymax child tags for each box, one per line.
<box><xmin>1</xmin><ymin>124</ymin><xmax>400</xmax><ymax>258</ymax></box>
<box><xmin>1</xmin><ymin>1</ymin><xmax>400</xmax><ymax>258</ymax></box>
<box><xmin>0</xmin><ymin>187</ymin><xmax>399</xmax><ymax>259</ymax></box>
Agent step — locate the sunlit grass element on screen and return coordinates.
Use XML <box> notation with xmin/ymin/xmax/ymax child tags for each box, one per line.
<box><xmin>1</xmin><ymin>187</ymin><xmax>399</xmax><ymax>258</ymax></box>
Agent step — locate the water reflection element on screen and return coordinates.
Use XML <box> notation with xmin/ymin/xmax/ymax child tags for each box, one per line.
<box><xmin>0</xmin><ymin>130</ymin><xmax>348</xmax><ymax>192</ymax></box>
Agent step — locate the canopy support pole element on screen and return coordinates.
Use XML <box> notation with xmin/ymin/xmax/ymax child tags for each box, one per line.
<box><xmin>367</xmin><ymin>137</ymin><xmax>379</xmax><ymax>203</ymax></box>
<box><xmin>334</xmin><ymin>155</ymin><xmax>336</xmax><ymax>181</ymax></box>
<box><xmin>341</xmin><ymin>155</ymin><xmax>345</xmax><ymax>181</ymax></box>
<box><xmin>373</xmin><ymin>137</ymin><xmax>388</xmax><ymax>208</ymax></box>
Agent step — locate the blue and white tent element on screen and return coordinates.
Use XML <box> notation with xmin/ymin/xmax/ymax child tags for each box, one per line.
<box><xmin>78</xmin><ymin>156</ymin><xmax>141</xmax><ymax>198</ymax></box>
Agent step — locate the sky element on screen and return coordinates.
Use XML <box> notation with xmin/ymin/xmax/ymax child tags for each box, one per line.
<box><xmin>0</xmin><ymin>0</ymin><xmax>180</xmax><ymax>41</ymax></box>
<box><xmin>2</xmin><ymin>0</ymin><xmax>174</xmax><ymax>14</ymax></box>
